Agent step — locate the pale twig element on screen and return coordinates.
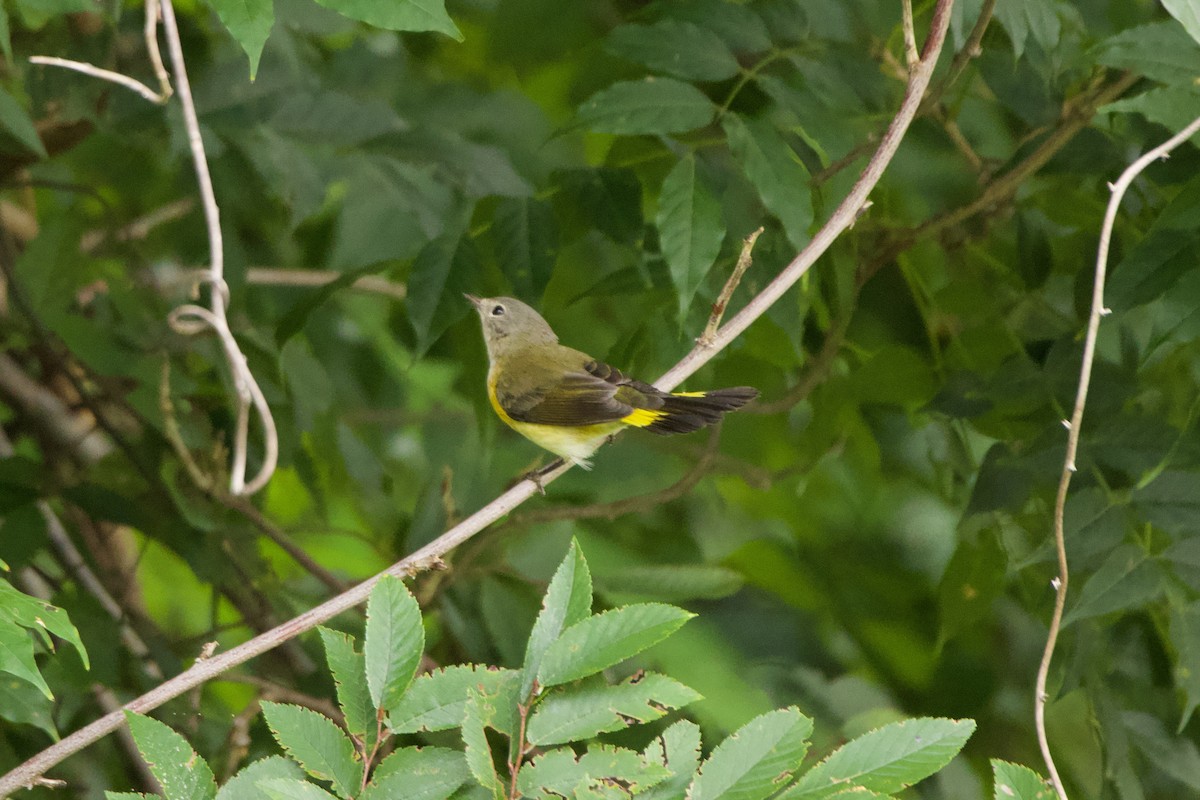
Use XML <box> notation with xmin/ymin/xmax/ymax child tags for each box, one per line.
<box><xmin>80</xmin><ymin>198</ymin><xmax>194</xmax><ymax>253</ymax></box>
<box><xmin>158</xmin><ymin>0</ymin><xmax>277</xmax><ymax>496</ymax></box>
<box><xmin>1034</xmin><ymin>113</ymin><xmax>1200</xmax><ymax>800</ymax></box>
<box><xmin>142</xmin><ymin>0</ymin><xmax>173</xmax><ymax>100</ymax></box>
<box><xmin>901</xmin><ymin>0</ymin><xmax>919</xmax><ymax>68</ymax></box>
<box><xmin>27</xmin><ymin>57</ymin><xmax>167</xmax><ymax>104</ymax></box>
<box><xmin>700</xmin><ymin>228</ymin><xmax>763</xmax><ymax>347</ymax></box>
<box><xmin>0</xmin><ymin>2</ymin><xmax>957</xmax><ymax>791</ymax></box>
<box><xmin>243</xmin><ymin>267</ymin><xmax>407</xmax><ymax>301</ymax></box>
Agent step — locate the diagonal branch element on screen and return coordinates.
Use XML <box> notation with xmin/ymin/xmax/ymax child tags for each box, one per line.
<box><xmin>0</xmin><ymin>0</ymin><xmax>957</xmax><ymax>792</ymax></box>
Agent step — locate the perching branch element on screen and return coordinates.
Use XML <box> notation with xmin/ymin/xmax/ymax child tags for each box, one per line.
<box><xmin>0</xmin><ymin>1</ymin><xmax>956</xmax><ymax>792</ymax></box>
<box><xmin>1034</xmin><ymin>113</ymin><xmax>1200</xmax><ymax>800</ymax></box>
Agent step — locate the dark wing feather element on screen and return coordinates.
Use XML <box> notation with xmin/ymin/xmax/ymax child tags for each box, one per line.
<box><xmin>499</xmin><ymin>359</ymin><xmax>663</xmax><ymax>426</ymax></box>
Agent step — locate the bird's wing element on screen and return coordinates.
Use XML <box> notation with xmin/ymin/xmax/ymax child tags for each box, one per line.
<box><xmin>498</xmin><ymin>359</ymin><xmax>664</xmax><ymax>426</ymax></box>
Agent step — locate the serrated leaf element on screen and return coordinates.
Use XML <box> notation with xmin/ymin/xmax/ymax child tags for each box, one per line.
<box><xmin>538</xmin><ymin>603</ymin><xmax>695</xmax><ymax>688</ymax></box>
<box><xmin>0</xmin><ymin>578</ymin><xmax>89</xmax><ymax>669</ymax></box>
<box><xmin>0</xmin><ymin>88</ymin><xmax>46</xmax><ymax>158</ymax></box>
<box><xmin>1163</xmin><ymin>0</ymin><xmax>1200</xmax><ymax>48</ymax></box>
<box><xmin>0</xmin><ymin>674</ymin><xmax>57</xmax><ymax>739</ymax></box>
<box><xmin>312</xmin><ymin>0</ymin><xmax>461</xmax><ymax>40</ymax></box>
<box><xmin>1122</xmin><ymin>710</ymin><xmax>1200</xmax><ymax>790</ymax></box>
<box><xmin>124</xmin><ymin>711</ymin><xmax>217</xmax><ymax>800</ymax></box>
<box><xmin>606</xmin><ymin>21</ymin><xmax>740</xmax><ymax>81</ymax></box>
<box><xmin>216</xmin><ymin>757</ymin><xmax>305</xmax><ymax>800</ymax></box>
<box><xmin>317</xmin><ymin>628</ymin><xmax>376</xmax><ymax>751</ymax></box>
<box><xmin>575</xmin><ymin>79</ymin><xmax>715</xmax><ymax>135</ymax></box>
<box><xmin>518</xmin><ymin>745</ymin><xmax>670</xmax><ymax>799</ymax></box>
<box><xmin>722</xmin><ymin>114</ymin><xmax>813</xmax><ymax>250</ymax></box>
<box><xmin>641</xmin><ymin>720</ymin><xmax>702</xmax><ymax>800</ymax></box>
<box><xmin>207</xmin><ymin>0</ymin><xmax>273</xmax><ymax>78</ymax></box>
<box><xmin>1093</xmin><ymin>22</ymin><xmax>1200</xmax><ymax>85</ymax></box>
<box><xmin>259</xmin><ymin>702</ymin><xmax>362</xmax><ymax>799</ymax></box>
<box><xmin>0</xmin><ymin>623</ymin><xmax>52</xmax><ymax>699</ymax></box>
<box><xmin>1107</xmin><ymin>175</ymin><xmax>1200</xmax><ymax>310</ymax></box>
<box><xmin>387</xmin><ymin>665</ymin><xmax>520</xmax><ymax>733</ymax></box>
<box><xmin>493</xmin><ymin>197</ymin><xmax>558</xmax><ymax>301</ymax></box>
<box><xmin>991</xmin><ymin>760</ymin><xmax>1054</xmax><ymax>800</ymax></box>
<box><xmin>257</xmin><ymin>779</ymin><xmax>340</xmax><ymax>800</ymax></box>
<box><xmin>364</xmin><ymin>575</ymin><xmax>425</xmax><ymax>711</ymax></box>
<box><xmin>106</xmin><ymin>794</ymin><xmax>155</xmax><ymax>799</ymax></box>
<box><xmin>461</xmin><ymin>691</ymin><xmax>505</xmax><ymax>799</ymax></box>
<box><xmin>555</xmin><ymin>167</ymin><xmax>643</xmax><ymax>245</ymax></box>
<box><xmin>689</xmin><ymin>707</ymin><xmax>813</xmax><ymax>800</ymax></box>
<box><xmin>522</xmin><ymin>540</ymin><xmax>592</xmax><ymax>700</ymax></box>
<box><xmin>1103</xmin><ymin>88</ymin><xmax>1200</xmax><ymax>147</ymax></box>
<box><xmin>781</xmin><ymin>718</ymin><xmax>975</xmax><ymax>799</ymax></box>
<box><xmin>655</xmin><ymin>155</ymin><xmax>725</xmax><ymax>320</ymax></box>
<box><xmin>1062</xmin><ymin>544</ymin><xmax>1164</xmax><ymax>626</ymax></box>
<box><xmin>406</xmin><ymin>233</ymin><xmax>481</xmax><ymax>355</ymax></box>
<box><xmin>526</xmin><ymin>672</ymin><xmax>701</xmax><ymax>745</ymax></box>
<box><xmin>361</xmin><ymin>747</ymin><xmax>470</xmax><ymax>800</ymax></box>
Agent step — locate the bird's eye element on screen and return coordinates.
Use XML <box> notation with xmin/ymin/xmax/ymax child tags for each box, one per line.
<box><xmin>491</xmin><ymin>305</ymin><xmax>505</xmax><ymax>316</ymax></box>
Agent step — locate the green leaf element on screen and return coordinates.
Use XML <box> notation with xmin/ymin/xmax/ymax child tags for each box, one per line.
<box><xmin>1169</xmin><ymin>601</ymin><xmax>1200</xmax><ymax>731</ymax></box>
<box><xmin>461</xmin><ymin>691</ymin><xmax>506</xmax><ymax>800</ymax></box>
<box><xmin>259</xmin><ymin>702</ymin><xmax>363</xmax><ymax>799</ymax></box>
<box><xmin>538</xmin><ymin>603</ymin><xmax>694</xmax><ymax>688</ymax></box>
<box><xmin>722</xmin><ymin>114</ymin><xmax>813</xmax><ymax>251</ymax></box>
<box><xmin>689</xmin><ymin>707</ymin><xmax>813</xmax><ymax>800</ymax></box>
<box><xmin>641</xmin><ymin>720</ymin><xmax>702</xmax><ymax>800</ymax></box>
<box><xmin>275</xmin><ymin>265</ymin><xmax>383</xmax><ymax>347</ymax></box>
<box><xmin>361</xmin><ymin>747</ymin><xmax>470</xmax><ymax>800</ymax></box>
<box><xmin>0</xmin><ymin>623</ymin><xmax>51</xmax><ymax>699</ymax></box>
<box><xmin>0</xmin><ymin>674</ymin><xmax>57</xmax><ymax>739</ymax></box>
<box><xmin>526</xmin><ymin>672</ymin><xmax>701</xmax><ymax>745</ymax></box>
<box><xmin>0</xmin><ymin>579</ymin><xmax>88</xmax><ymax>668</ymax></box>
<box><xmin>0</xmin><ymin>88</ymin><xmax>46</xmax><ymax>158</ymax></box>
<box><xmin>555</xmin><ymin>167</ymin><xmax>644</xmax><ymax>245</ymax></box>
<box><xmin>106</xmin><ymin>794</ymin><xmax>156</xmax><ymax>799</ymax></box>
<box><xmin>257</xmin><ymin>779</ymin><xmax>340</xmax><ymax>800</ymax></box>
<box><xmin>312</xmin><ymin>0</ymin><xmax>461</xmax><ymax>40</ymax></box>
<box><xmin>493</xmin><ymin>197</ymin><xmax>558</xmax><ymax>301</ymax></box>
<box><xmin>124</xmin><ymin>711</ymin><xmax>217</xmax><ymax>800</ymax></box>
<box><xmin>330</xmin><ymin>156</ymin><xmax>455</xmax><ymax>269</ymax></box>
<box><xmin>522</xmin><ymin>540</ymin><xmax>592</xmax><ymax>700</ymax></box>
<box><xmin>655</xmin><ymin>154</ymin><xmax>726</xmax><ymax>320</ymax></box>
<box><xmin>1062</xmin><ymin>544</ymin><xmax>1164</xmax><ymax>626</ymax></box>
<box><xmin>606</xmin><ymin>21</ymin><xmax>740</xmax><ymax>81</ymax></box>
<box><xmin>317</xmin><ymin>628</ymin><xmax>377</xmax><ymax>752</ymax></box>
<box><xmin>937</xmin><ymin>529</ymin><xmax>1007</xmax><ymax>646</ymax></box>
<box><xmin>387</xmin><ymin>665</ymin><xmax>520</xmax><ymax>733</ymax></box>
<box><xmin>1103</xmin><ymin>87</ymin><xmax>1200</xmax><ymax>142</ymax></box>
<box><xmin>993</xmin><ymin>0</ymin><xmax>1060</xmax><ymax>58</ymax></box>
<box><xmin>207</xmin><ymin>0</ymin><xmax>273</xmax><ymax>78</ymax></box>
<box><xmin>216</xmin><ymin>757</ymin><xmax>305</xmax><ymax>800</ymax></box>
<box><xmin>1163</xmin><ymin>0</ymin><xmax>1200</xmax><ymax>49</ymax></box>
<box><xmin>518</xmin><ymin>745</ymin><xmax>670</xmax><ymax>799</ymax></box>
<box><xmin>991</xmin><ymin>760</ymin><xmax>1054</xmax><ymax>800</ymax></box>
<box><xmin>1094</xmin><ymin>22</ymin><xmax>1200</xmax><ymax>86</ymax></box>
<box><xmin>781</xmin><ymin>718</ymin><xmax>975</xmax><ymax>799</ymax></box>
<box><xmin>363</xmin><ymin>574</ymin><xmax>425</xmax><ymax>711</ymax></box>
<box><xmin>596</xmin><ymin>564</ymin><xmax>744</xmax><ymax>602</ymax></box>
<box><xmin>1122</xmin><ymin>710</ymin><xmax>1200</xmax><ymax>791</ymax></box>
<box><xmin>1107</xmin><ymin>174</ymin><xmax>1200</xmax><ymax>310</ymax></box>
<box><xmin>574</xmin><ymin>79</ymin><xmax>715</xmax><ymax>135</ymax></box>
<box><xmin>406</xmin><ymin>233</ymin><xmax>482</xmax><ymax>355</ymax></box>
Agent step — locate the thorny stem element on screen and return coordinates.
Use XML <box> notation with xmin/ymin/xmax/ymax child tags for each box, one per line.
<box><xmin>1034</xmin><ymin>112</ymin><xmax>1200</xmax><ymax>800</ymax></box>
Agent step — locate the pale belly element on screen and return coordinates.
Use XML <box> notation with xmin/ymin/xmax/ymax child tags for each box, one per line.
<box><xmin>505</xmin><ymin>418</ymin><xmax>621</xmax><ymax>469</ymax></box>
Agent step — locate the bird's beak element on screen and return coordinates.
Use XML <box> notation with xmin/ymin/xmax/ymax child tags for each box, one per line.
<box><xmin>464</xmin><ymin>293</ymin><xmax>482</xmax><ymax>308</ymax></box>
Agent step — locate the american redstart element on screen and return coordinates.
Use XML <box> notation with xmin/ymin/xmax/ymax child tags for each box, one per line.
<box><xmin>466</xmin><ymin>294</ymin><xmax>758</xmax><ymax>469</ymax></box>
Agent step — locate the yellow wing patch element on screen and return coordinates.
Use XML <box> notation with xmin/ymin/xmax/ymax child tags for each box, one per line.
<box><xmin>622</xmin><ymin>407</ymin><xmax>667</xmax><ymax>427</ymax></box>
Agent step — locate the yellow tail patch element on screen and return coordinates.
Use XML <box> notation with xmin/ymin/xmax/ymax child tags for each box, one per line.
<box><xmin>672</xmin><ymin>391</ymin><xmax>707</xmax><ymax>398</ymax></box>
<box><xmin>622</xmin><ymin>407</ymin><xmax>667</xmax><ymax>427</ymax></box>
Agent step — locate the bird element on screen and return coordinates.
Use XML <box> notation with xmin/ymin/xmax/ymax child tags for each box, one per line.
<box><xmin>466</xmin><ymin>294</ymin><xmax>758</xmax><ymax>470</ymax></box>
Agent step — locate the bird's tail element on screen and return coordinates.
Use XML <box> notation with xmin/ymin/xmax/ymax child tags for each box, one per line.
<box><xmin>640</xmin><ymin>387</ymin><xmax>759</xmax><ymax>434</ymax></box>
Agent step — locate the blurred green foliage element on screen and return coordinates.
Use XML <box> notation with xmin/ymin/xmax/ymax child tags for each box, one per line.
<box><xmin>0</xmin><ymin>0</ymin><xmax>1198</xmax><ymax>797</ymax></box>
